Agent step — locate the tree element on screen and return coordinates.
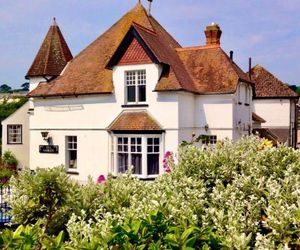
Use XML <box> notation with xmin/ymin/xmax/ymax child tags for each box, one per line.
<box><xmin>0</xmin><ymin>84</ymin><xmax>12</xmax><ymax>93</ymax></box>
<box><xmin>20</xmin><ymin>82</ymin><xmax>29</xmax><ymax>91</ymax></box>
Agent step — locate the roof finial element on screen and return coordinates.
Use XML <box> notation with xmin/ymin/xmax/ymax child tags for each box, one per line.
<box><xmin>53</xmin><ymin>17</ymin><xmax>57</xmax><ymax>26</ymax></box>
<box><xmin>147</xmin><ymin>0</ymin><xmax>153</xmax><ymax>16</ymax></box>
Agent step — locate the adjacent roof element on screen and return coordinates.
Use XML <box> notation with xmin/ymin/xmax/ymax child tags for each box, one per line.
<box><xmin>108</xmin><ymin>111</ymin><xmax>163</xmax><ymax>131</ymax></box>
<box><xmin>177</xmin><ymin>46</ymin><xmax>251</xmax><ymax>94</ymax></box>
<box><xmin>28</xmin><ymin>3</ymin><xmax>250</xmax><ymax>98</ymax></box>
<box><xmin>253</xmin><ymin>128</ymin><xmax>279</xmax><ymax>145</ymax></box>
<box><xmin>250</xmin><ymin>65</ymin><xmax>297</xmax><ymax>98</ymax></box>
<box><xmin>252</xmin><ymin>112</ymin><xmax>266</xmax><ymax>123</ymax></box>
<box><xmin>26</xmin><ymin>19</ymin><xmax>73</xmax><ymax>79</ymax></box>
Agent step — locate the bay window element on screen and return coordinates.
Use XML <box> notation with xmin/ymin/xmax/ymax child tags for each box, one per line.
<box><xmin>112</xmin><ymin>134</ymin><xmax>161</xmax><ymax>178</ymax></box>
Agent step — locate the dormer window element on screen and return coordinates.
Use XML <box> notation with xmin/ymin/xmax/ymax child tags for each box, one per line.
<box><xmin>125</xmin><ymin>70</ymin><xmax>146</xmax><ymax>104</ymax></box>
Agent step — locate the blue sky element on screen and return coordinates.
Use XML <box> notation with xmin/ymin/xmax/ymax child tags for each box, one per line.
<box><xmin>0</xmin><ymin>0</ymin><xmax>299</xmax><ymax>88</ymax></box>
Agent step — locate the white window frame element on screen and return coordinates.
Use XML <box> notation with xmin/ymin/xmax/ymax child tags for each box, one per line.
<box><xmin>111</xmin><ymin>134</ymin><xmax>162</xmax><ymax>179</ymax></box>
<box><xmin>66</xmin><ymin>136</ymin><xmax>77</xmax><ymax>169</ymax></box>
<box><xmin>201</xmin><ymin>135</ymin><xmax>217</xmax><ymax>145</ymax></box>
<box><xmin>125</xmin><ymin>70</ymin><xmax>146</xmax><ymax>104</ymax></box>
<box><xmin>7</xmin><ymin>124</ymin><xmax>22</xmax><ymax>144</ymax></box>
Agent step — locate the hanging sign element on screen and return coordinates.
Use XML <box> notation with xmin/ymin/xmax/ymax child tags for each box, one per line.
<box><xmin>39</xmin><ymin>145</ymin><xmax>59</xmax><ymax>154</ymax></box>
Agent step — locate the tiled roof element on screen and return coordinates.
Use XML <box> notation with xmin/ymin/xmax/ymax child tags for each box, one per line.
<box><xmin>250</xmin><ymin>65</ymin><xmax>297</xmax><ymax>98</ymax></box>
<box><xmin>26</xmin><ymin>20</ymin><xmax>73</xmax><ymax>79</ymax></box>
<box><xmin>177</xmin><ymin>46</ymin><xmax>251</xmax><ymax>94</ymax></box>
<box><xmin>28</xmin><ymin>3</ymin><xmax>250</xmax><ymax>97</ymax></box>
<box><xmin>108</xmin><ymin>111</ymin><xmax>163</xmax><ymax>131</ymax></box>
<box><xmin>118</xmin><ymin>37</ymin><xmax>152</xmax><ymax>65</ymax></box>
<box><xmin>252</xmin><ymin>112</ymin><xmax>266</xmax><ymax>123</ymax></box>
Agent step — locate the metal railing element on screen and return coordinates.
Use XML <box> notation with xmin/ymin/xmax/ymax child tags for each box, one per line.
<box><xmin>0</xmin><ymin>186</ymin><xmax>12</xmax><ymax>224</ymax></box>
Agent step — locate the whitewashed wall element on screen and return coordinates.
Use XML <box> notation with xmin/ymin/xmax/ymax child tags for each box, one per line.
<box><xmin>233</xmin><ymin>82</ymin><xmax>252</xmax><ymax>140</ymax></box>
<box><xmin>253</xmin><ymin>99</ymin><xmax>290</xmax><ymax>127</ymax></box>
<box><xmin>2</xmin><ymin>102</ymin><xmax>30</xmax><ymax>168</ymax></box>
<box><xmin>30</xmin><ymin>63</ymin><xmax>180</xmax><ymax>182</ymax></box>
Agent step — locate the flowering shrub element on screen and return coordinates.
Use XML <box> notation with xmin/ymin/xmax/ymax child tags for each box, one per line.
<box><xmin>6</xmin><ymin>136</ymin><xmax>300</xmax><ymax>249</ymax></box>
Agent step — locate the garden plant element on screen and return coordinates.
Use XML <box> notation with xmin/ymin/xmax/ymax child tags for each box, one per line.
<box><xmin>1</xmin><ymin>136</ymin><xmax>300</xmax><ymax>249</ymax></box>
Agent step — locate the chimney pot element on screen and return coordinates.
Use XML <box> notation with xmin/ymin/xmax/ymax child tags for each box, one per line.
<box><xmin>204</xmin><ymin>23</ymin><xmax>222</xmax><ymax>46</ymax></box>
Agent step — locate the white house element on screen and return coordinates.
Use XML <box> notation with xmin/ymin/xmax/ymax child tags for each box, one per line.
<box><xmin>2</xmin><ymin>2</ymin><xmax>253</xmax><ymax>182</ymax></box>
<box><xmin>251</xmin><ymin>65</ymin><xmax>298</xmax><ymax>148</ymax></box>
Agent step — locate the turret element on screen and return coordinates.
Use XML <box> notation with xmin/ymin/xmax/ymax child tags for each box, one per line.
<box><xmin>26</xmin><ymin>18</ymin><xmax>73</xmax><ymax>92</ymax></box>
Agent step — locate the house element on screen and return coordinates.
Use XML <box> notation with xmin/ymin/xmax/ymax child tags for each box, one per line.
<box><xmin>2</xmin><ymin>2</ymin><xmax>253</xmax><ymax>182</ymax></box>
<box><xmin>250</xmin><ymin>65</ymin><xmax>298</xmax><ymax>148</ymax></box>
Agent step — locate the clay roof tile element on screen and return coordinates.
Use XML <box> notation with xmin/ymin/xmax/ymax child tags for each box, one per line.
<box><xmin>26</xmin><ymin>19</ymin><xmax>73</xmax><ymax>79</ymax></box>
<box><xmin>250</xmin><ymin>65</ymin><xmax>297</xmax><ymax>98</ymax></box>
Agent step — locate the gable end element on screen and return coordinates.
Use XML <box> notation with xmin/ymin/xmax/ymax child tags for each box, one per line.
<box><xmin>106</xmin><ymin>26</ymin><xmax>159</xmax><ymax>69</ymax></box>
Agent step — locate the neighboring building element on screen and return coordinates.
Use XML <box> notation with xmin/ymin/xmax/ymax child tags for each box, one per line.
<box><xmin>2</xmin><ymin>102</ymin><xmax>30</xmax><ymax>168</ymax></box>
<box><xmin>251</xmin><ymin>65</ymin><xmax>298</xmax><ymax>148</ymax></box>
<box><xmin>2</xmin><ymin>3</ymin><xmax>253</xmax><ymax>182</ymax></box>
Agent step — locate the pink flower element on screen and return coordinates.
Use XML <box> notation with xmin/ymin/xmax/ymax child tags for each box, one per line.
<box><xmin>164</xmin><ymin>151</ymin><xmax>172</xmax><ymax>158</ymax></box>
<box><xmin>163</xmin><ymin>151</ymin><xmax>174</xmax><ymax>174</ymax></box>
<box><xmin>97</xmin><ymin>175</ymin><xmax>106</xmax><ymax>184</ymax></box>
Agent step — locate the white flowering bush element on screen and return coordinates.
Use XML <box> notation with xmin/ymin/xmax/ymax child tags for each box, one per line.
<box><xmin>5</xmin><ymin>136</ymin><xmax>300</xmax><ymax>249</ymax></box>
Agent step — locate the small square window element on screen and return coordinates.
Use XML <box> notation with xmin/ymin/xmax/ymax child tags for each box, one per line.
<box><xmin>7</xmin><ymin>125</ymin><xmax>22</xmax><ymax>144</ymax></box>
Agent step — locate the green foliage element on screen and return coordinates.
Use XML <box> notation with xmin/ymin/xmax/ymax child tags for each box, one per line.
<box><xmin>4</xmin><ymin>137</ymin><xmax>300</xmax><ymax>249</ymax></box>
<box><xmin>0</xmin><ymin>223</ymin><xmax>65</xmax><ymax>250</ymax></box>
<box><xmin>0</xmin><ymin>167</ymin><xmax>14</xmax><ymax>186</ymax></box>
<box><xmin>0</xmin><ymin>84</ymin><xmax>12</xmax><ymax>93</ymax></box>
<box><xmin>2</xmin><ymin>150</ymin><xmax>18</xmax><ymax>166</ymax></box>
<box><xmin>9</xmin><ymin>166</ymin><xmax>81</xmax><ymax>235</ymax></box>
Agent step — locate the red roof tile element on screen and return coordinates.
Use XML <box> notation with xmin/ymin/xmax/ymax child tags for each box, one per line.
<box><xmin>177</xmin><ymin>46</ymin><xmax>251</xmax><ymax>94</ymax></box>
<box><xmin>118</xmin><ymin>37</ymin><xmax>153</xmax><ymax>65</ymax></box>
<box><xmin>250</xmin><ymin>65</ymin><xmax>297</xmax><ymax>98</ymax></box>
<box><xmin>28</xmin><ymin>3</ymin><xmax>250</xmax><ymax>97</ymax></box>
<box><xmin>26</xmin><ymin>20</ymin><xmax>73</xmax><ymax>79</ymax></box>
<box><xmin>108</xmin><ymin>110</ymin><xmax>163</xmax><ymax>131</ymax></box>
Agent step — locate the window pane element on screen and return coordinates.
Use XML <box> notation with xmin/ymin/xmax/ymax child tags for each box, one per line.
<box><xmin>154</xmin><ymin>146</ymin><xmax>159</xmax><ymax>152</ymax></box>
<box><xmin>131</xmin><ymin>154</ymin><xmax>142</xmax><ymax>174</ymax></box>
<box><xmin>147</xmin><ymin>138</ymin><xmax>153</xmax><ymax>144</ymax></box>
<box><xmin>66</xmin><ymin>136</ymin><xmax>77</xmax><ymax>169</ymax></box>
<box><xmin>7</xmin><ymin>125</ymin><xmax>22</xmax><ymax>144</ymax></box>
<box><xmin>147</xmin><ymin>146</ymin><xmax>152</xmax><ymax>153</ymax></box>
<box><xmin>118</xmin><ymin>153</ymin><xmax>128</xmax><ymax>173</ymax></box>
<box><xmin>154</xmin><ymin>138</ymin><xmax>159</xmax><ymax>144</ymax></box>
<box><xmin>138</xmin><ymin>85</ymin><xmax>146</xmax><ymax>102</ymax></box>
<box><xmin>127</xmin><ymin>86</ymin><xmax>136</xmax><ymax>102</ymax></box>
<box><xmin>148</xmin><ymin>154</ymin><xmax>159</xmax><ymax>175</ymax></box>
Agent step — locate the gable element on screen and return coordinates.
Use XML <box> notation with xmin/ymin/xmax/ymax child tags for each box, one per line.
<box><xmin>106</xmin><ymin>26</ymin><xmax>159</xmax><ymax>69</ymax></box>
<box><xmin>117</xmin><ymin>37</ymin><xmax>153</xmax><ymax>65</ymax></box>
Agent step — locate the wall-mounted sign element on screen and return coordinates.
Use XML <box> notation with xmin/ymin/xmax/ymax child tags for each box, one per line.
<box><xmin>39</xmin><ymin>145</ymin><xmax>59</xmax><ymax>154</ymax></box>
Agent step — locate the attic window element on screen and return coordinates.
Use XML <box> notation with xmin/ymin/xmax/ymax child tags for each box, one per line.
<box><xmin>125</xmin><ymin>70</ymin><xmax>146</xmax><ymax>104</ymax></box>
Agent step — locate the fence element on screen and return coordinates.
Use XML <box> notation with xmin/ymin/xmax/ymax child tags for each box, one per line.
<box><xmin>0</xmin><ymin>186</ymin><xmax>12</xmax><ymax>224</ymax></box>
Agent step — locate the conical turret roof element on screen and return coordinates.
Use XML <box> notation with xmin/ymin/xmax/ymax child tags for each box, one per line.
<box><xmin>26</xmin><ymin>18</ymin><xmax>73</xmax><ymax>79</ymax></box>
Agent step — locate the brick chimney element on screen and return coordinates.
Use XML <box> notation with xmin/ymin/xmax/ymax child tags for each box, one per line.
<box><xmin>204</xmin><ymin>23</ymin><xmax>222</xmax><ymax>46</ymax></box>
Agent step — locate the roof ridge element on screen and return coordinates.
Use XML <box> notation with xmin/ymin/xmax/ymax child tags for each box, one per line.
<box><xmin>176</xmin><ymin>45</ymin><xmax>220</xmax><ymax>52</ymax></box>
